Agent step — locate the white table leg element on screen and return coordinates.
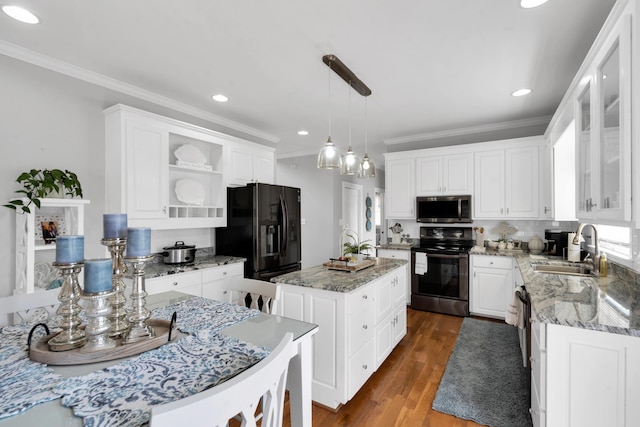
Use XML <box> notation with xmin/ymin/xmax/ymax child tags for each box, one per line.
<box><xmin>287</xmin><ymin>335</ymin><xmax>313</xmax><ymax>427</ymax></box>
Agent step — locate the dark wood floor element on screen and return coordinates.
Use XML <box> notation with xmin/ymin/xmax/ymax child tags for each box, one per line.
<box><xmin>282</xmin><ymin>308</ymin><xmax>485</xmax><ymax>427</ymax></box>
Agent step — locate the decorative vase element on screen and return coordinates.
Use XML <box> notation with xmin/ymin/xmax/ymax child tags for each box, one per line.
<box><xmin>528</xmin><ymin>235</ymin><xmax>544</xmax><ymax>254</ymax></box>
<box><xmin>476</xmin><ymin>232</ymin><xmax>485</xmax><ymax>248</ymax></box>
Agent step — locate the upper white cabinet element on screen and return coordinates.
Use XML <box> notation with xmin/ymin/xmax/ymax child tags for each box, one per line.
<box><xmin>474</xmin><ymin>138</ymin><xmax>541</xmax><ymax>219</ymax></box>
<box><xmin>105</xmin><ymin>104</ymin><xmax>236</xmax><ymax>229</ymax></box>
<box><xmin>226</xmin><ymin>141</ymin><xmax>275</xmax><ymax>187</ymax></box>
<box><xmin>416</xmin><ymin>152</ymin><xmax>473</xmax><ymax>196</ymax></box>
<box><xmin>384</xmin><ymin>156</ymin><xmax>415</xmax><ymax>219</ymax></box>
<box><xmin>575</xmin><ymin>12</ymin><xmax>632</xmax><ymax>224</ymax></box>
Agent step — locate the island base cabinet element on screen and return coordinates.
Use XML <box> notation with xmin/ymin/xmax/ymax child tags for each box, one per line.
<box><xmin>277</xmin><ymin>265</ymin><xmax>407</xmax><ymax>410</ymax></box>
<box><xmin>543</xmin><ymin>323</ymin><xmax>640</xmax><ymax>427</ymax></box>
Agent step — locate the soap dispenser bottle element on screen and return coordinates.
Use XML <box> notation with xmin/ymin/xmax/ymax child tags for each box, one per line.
<box><xmin>599</xmin><ymin>253</ymin><xmax>608</xmax><ymax>277</ymax></box>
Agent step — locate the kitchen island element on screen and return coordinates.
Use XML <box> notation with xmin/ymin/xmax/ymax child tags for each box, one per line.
<box><xmin>273</xmin><ymin>257</ymin><xmax>408</xmax><ymax>409</ymax></box>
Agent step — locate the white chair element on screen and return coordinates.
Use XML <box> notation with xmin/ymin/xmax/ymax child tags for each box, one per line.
<box><xmin>151</xmin><ymin>332</ymin><xmax>294</xmax><ymax>427</ymax></box>
<box><xmin>0</xmin><ymin>290</ymin><xmax>60</xmax><ymax>327</ymax></box>
<box><xmin>223</xmin><ymin>277</ymin><xmax>282</xmax><ymax>314</ymax></box>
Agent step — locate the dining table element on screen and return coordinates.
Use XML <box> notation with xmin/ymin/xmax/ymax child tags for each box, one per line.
<box><xmin>0</xmin><ymin>291</ymin><xmax>318</xmax><ymax>427</ymax></box>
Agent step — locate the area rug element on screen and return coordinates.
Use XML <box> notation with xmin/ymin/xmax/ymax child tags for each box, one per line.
<box><xmin>432</xmin><ymin>317</ymin><xmax>532</xmax><ymax>427</ymax></box>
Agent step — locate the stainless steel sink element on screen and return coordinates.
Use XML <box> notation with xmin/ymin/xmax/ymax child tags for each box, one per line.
<box><xmin>531</xmin><ymin>263</ymin><xmax>592</xmax><ymax>277</ymax></box>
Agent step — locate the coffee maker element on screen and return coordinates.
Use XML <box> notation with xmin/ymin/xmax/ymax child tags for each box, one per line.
<box><xmin>544</xmin><ymin>229</ymin><xmax>570</xmax><ymax>256</ymax></box>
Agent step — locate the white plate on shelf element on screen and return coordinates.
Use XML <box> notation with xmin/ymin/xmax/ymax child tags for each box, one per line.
<box><xmin>175</xmin><ymin>179</ymin><xmax>206</xmax><ymax>206</ymax></box>
<box><xmin>174</xmin><ymin>144</ymin><xmax>207</xmax><ymax>165</ymax></box>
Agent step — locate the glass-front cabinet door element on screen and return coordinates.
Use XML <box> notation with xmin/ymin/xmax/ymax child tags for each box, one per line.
<box><xmin>576</xmin><ymin>82</ymin><xmax>592</xmax><ymax>217</ymax></box>
<box><xmin>575</xmin><ymin>13</ymin><xmax>631</xmax><ymax>223</ymax></box>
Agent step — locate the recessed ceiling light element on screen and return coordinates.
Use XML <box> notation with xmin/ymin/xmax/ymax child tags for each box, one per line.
<box><xmin>512</xmin><ymin>88</ymin><xmax>532</xmax><ymax>97</ymax></box>
<box><xmin>2</xmin><ymin>5</ymin><xmax>39</xmax><ymax>23</ymax></box>
<box><xmin>211</xmin><ymin>94</ymin><xmax>228</xmax><ymax>103</ymax></box>
<box><xmin>520</xmin><ymin>0</ymin><xmax>548</xmax><ymax>8</ymax></box>
<box><xmin>297</xmin><ymin>130</ymin><xmax>309</xmax><ymax>136</ymax></box>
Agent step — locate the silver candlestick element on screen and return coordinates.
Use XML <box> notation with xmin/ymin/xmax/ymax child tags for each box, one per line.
<box><xmin>101</xmin><ymin>238</ymin><xmax>129</xmax><ymax>338</ymax></box>
<box><xmin>49</xmin><ymin>262</ymin><xmax>87</xmax><ymax>351</ymax></box>
<box><xmin>122</xmin><ymin>254</ymin><xmax>155</xmax><ymax>344</ymax></box>
<box><xmin>81</xmin><ymin>289</ymin><xmax>116</xmax><ymax>351</ymax></box>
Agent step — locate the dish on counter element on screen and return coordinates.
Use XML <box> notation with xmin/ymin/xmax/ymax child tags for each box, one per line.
<box><xmin>175</xmin><ymin>179</ymin><xmax>206</xmax><ymax>205</ymax></box>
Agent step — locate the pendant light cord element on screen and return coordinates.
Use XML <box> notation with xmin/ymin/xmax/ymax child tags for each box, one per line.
<box><xmin>328</xmin><ymin>62</ymin><xmax>332</xmax><ymax>138</ymax></box>
<box><xmin>364</xmin><ymin>96</ymin><xmax>368</xmax><ymax>154</ymax></box>
<box><xmin>348</xmin><ymin>81</ymin><xmax>352</xmax><ymax>148</ymax></box>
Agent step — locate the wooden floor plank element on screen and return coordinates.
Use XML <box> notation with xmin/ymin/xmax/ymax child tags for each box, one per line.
<box><xmin>282</xmin><ymin>308</ymin><xmax>486</xmax><ymax>427</ymax></box>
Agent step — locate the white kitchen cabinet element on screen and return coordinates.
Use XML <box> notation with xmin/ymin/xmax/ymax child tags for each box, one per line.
<box><xmin>276</xmin><ymin>265</ymin><xmax>406</xmax><ymax>409</ymax></box>
<box><xmin>540</xmin><ymin>141</ymin><xmax>554</xmax><ymax>219</ymax></box>
<box><xmin>14</xmin><ymin>198</ymin><xmax>90</xmax><ymax>295</ymax></box>
<box><xmin>474</xmin><ymin>139</ymin><xmax>541</xmax><ymax>219</ymax></box>
<box><xmin>146</xmin><ymin>270</ymin><xmax>202</xmax><ymax>296</ymax></box>
<box><xmin>201</xmin><ymin>262</ymin><xmax>244</xmax><ymax>301</ymax></box>
<box><xmin>145</xmin><ymin>262</ymin><xmax>244</xmax><ymax>300</ymax></box>
<box><xmin>226</xmin><ymin>141</ymin><xmax>275</xmax><ymax>187</ymax></box>
<box><xmin>532</xmin><ymin>319</ymin><xmax>640</xmax><ymax>427</ymax></box>
<box><xmin>376</xmin><ymin>249</ymin><xmax>411</xmax><ymax>304</ymax></box>
<box><xmin>105</xmin><ymin>104</ymin><xmax>231</xmax><ymax>230</ymax></box>
<box><xmin>416</xmin><ymin>152</ymin><xmax>473</xmax><ymax>196</ymax></box>
<box><xmin>470</xmin><ymin>255</ymin><xmax>513</xmax><ymax>319</ymax></box>
<box><xmin>384</xmin><ymin>156</ymin><xmax>415</xmax><ymax>219</ymax></box>
<box><xmin>375</xmin><ymin>268</ymin><xmax>407</xmax><ymax>368</ymax></box>
<box><xmin>575</xmin><ymin>11</ymin><xmax>632</xmax><ymax>224</ymax></box>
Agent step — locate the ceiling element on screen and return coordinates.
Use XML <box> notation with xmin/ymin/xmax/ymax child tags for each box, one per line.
<box><xmin>0</xmin><ymin>0</ymin><xmax>616</xmax><ymax>168</ymax></box>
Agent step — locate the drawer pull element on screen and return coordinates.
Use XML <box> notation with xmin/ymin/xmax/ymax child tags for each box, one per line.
<box><xmin>173</xmin><ymin>282</ymin><xmax>178</xmax><ymax>286</ymax></box>
<box><xmin>362</xmin><ymin>295</ymin><xmax>368</xmax><ymax>300</ymax></box>
<box><xmin>362</xmin><ymin>325</ymin><xmax>368</xmax><ymax>330</ymax></box>
<box><xmin>362</xmin><ymin>364</ymin><xmax>368</xmax><ymax>370</ymax></box>
<box><xmin>223</xmin><ymin>271</ymin><xmax>227</xmax><ymax>275</ymax></box>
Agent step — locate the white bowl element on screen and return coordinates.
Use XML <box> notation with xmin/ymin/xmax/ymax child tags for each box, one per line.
<box><xmin>487</xmin><ymin>241</ymin><xmax>499</xmax><ymax>250</ymax></box>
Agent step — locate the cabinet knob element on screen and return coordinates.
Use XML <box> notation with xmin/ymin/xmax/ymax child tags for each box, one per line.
<box><xmin>362</xmin><ymin>295</ymin><xmax>368</xmax><ymax>300</ymax></box>
<box><xmin>544</xmin><ymin>206</ymin><xmax>550</xmax><ymax>214</ymax></box>
<box><xmin>362</xmin><ymin>325</ymin><xmax>368</xmax><ymax>330</ymax></box>
<box><xmin>490</xmin><ymin>261</ymin><xmax>494</xmax><ymax>265</ymax></box>
<box><xmin>223</xmin><ymin>271</ymin><xmax>227</xmax><ymax>275</ymax></box>
<box><xmin>173</xmin><ymin>282</ymin><xmax>178</xmax><ymax>286</ymax></box>
<box><xmin>362</xmin><ymin>364</ymin><xmax>368</xmax><ymax>370</ymax></box>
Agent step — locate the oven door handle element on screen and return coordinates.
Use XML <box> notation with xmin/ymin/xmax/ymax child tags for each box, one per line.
<box><xmin>418</xmin><ymin>253</ymin><xmax>464</xmax><ymax>259</ymax></box>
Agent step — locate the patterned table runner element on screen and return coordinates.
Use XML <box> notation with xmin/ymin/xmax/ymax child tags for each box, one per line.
<box><xmin>0</xmin><ymin>297</ymin><xmax>265</xmax><ymax>425</ymax></box>
<box><xmin>0</xmin><ymin>320</ymin><xmax>64</xmax><ymax>419</ymax></box>
<box><xmin>150</xmin><ymin>296</ymin><xmax>261</xmax><ymax>333</ymax></box>
<box><xmin>54</xmin><ymin>330</ymin><xmax>269</xmax><ymax>427</ymax></box>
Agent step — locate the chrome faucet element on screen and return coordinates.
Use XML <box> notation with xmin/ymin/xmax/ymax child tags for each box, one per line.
<box><xmin>573</xmin><ymin>223</ymin><xmax>600</xmax><ymax>275</ymax></box>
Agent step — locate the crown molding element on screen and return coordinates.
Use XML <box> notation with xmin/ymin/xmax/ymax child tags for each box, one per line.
<box><xmin>383</xmin><ymin>115</ymin><xmax>551</xmax><ymax>146</ymax></box>
<box><xmin>275</xmin><ymin>149</ymin><xmax>319</xmax><ymax>160</ymax></box>
<box><xmin>0</xmin><ymin>40</ymin><xmax>280</xmax><ymax>144</ymax></box>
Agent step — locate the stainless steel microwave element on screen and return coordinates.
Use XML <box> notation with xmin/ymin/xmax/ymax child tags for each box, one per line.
<box><xmin>416</xmin><ymin>195</ymin><xmax>472</xmax><ymax>223</ymax></box>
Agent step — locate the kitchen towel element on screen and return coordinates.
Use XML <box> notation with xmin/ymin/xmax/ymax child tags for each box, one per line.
<box><xmin>415</xmin><ymin>252</ymin><xmax>428</xmax><ymax>275</ymax></box>
<box><xmin>505</xmin><ymin>286</ymin><xmax>526</xmax><ymax>329</ymax></box>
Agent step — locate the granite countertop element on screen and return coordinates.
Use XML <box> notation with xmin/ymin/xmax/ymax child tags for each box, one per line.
<box><xmin>504</xmin><ymin>253</ymin><xmax>640</xmax><ymax>337</ymax></box>
<box><xmin>138</xmin><ymin>251</ymin><xmax>246</xmax><ymax>279</ymax></box>
<box><xmin>272</xmin><ymin>258</ymin><xmax>408</xmax><ymax>293</ymax></box>
<box><xmin>377</xmin><ymin>243</ymin><xmax>416</xmax><ymax>250</ymax></box>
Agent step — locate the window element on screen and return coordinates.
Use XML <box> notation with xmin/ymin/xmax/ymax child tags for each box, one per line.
<box><xmin>597</xmin><ymin>224</ymin><xmax>631</xmax><ymax>259</ymax></box>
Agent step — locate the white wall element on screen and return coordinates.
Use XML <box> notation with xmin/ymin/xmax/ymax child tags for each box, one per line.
<box><xmin>0</xmin><ymin>55</ymin><xmax>264</xmax><ymax>297</ymax></box>
<box><xmin>277</xmin><ymin>155</ymin><xmax>385</xmax><ymax>268</ymax></box>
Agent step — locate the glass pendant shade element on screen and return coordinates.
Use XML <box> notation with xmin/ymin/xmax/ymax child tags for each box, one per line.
<box><xmin>317</xmin><ymin>136</ymin><xmax>342</xmax><ymax>169</ymax></box>
<box><xmin>340</xmin><ymin>146</ymin><xmax>360</xmax><ymax>175</ymax></box>
<box><xmin>358</xmin><ymin>153</ymin><xmax>376</xmax><ymax>178</ymax></box>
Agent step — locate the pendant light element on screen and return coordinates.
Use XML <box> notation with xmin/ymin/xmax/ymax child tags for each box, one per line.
<box><xmin>358</xmin><ymin>96</ymin><xmax>376</xmax><ymax>178</ymax></box>
<box><xmin>340</xmin><ymin>82</ymin><xmax>360</xmax><ymax>175</ymax></box>
<box><xmin>317</xmin><ymin>62</ymin><xmax>342</xmax><ymax>169</ymax></box>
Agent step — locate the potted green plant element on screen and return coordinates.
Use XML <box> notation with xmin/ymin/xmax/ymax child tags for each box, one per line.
<box><xmin>3</xmin><ymin>169</ymin><xmax>83</xmax><ymax>214</ymax></box>
<box><xmin>342</xmin><ymin>233</ymin><xmax>373</xmax><ymax>259</ymax></box>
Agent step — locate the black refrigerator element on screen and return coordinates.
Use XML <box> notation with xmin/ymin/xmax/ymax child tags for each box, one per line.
<box><xmin>216</xmin><ymin>183</ymin><xmax>301</xmax><ymax>281</ymax></box>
